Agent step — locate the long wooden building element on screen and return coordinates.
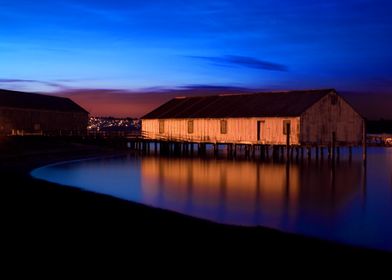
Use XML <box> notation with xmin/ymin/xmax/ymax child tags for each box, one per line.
<box><xmin>0</xmin><ymin>89</ymin><xmax>89</xmax><ymax>136</ymax></box>
<box><xmin>141</xmin><ymin>89</ymin><xmax>364</xmax><ymax>147</ymax></box>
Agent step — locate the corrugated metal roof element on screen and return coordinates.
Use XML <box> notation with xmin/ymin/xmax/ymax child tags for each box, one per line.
<box><xmin>0</xmin><ymin>89</ymin><xmax>88</xmax><ymax>113</ymax></box>
<box><xmin>142</xmin><ymin>89</ymin><xmax>334</xmax><ymax>119</ymax></box>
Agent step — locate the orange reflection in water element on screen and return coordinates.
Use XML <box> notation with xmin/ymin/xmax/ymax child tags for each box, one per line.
<box><xmin>141</xmin><ymin>156</ymin><xmax>362</xmax><ymax>226</ymax></box>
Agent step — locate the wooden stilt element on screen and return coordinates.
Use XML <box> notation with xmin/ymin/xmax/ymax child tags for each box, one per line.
<box><xmin>265</xmin><ymin>145</ymin><xmax>269</xmax><ymax>159</ymax></box>
<box><xmin>261</xmin><ymin>145</ymin><xmax>265</xmax><ymax>159</ymax></box>
<box><xmin>286</xmin><ymin>122</ymin><xmax>291</xmax><ymax>162</ymax></box>
<box><xmin>272</xmin><ymin>145</ymin><xmax>278</xmax><ymax>160</ymax></box>
<box><xmin>332</xmin><ymin>132</ymin><xmax>336</xmax><ymax>161</ymax></box>
<box><xmin>362</xmin><ymin>120</ymin><xmax>367</xmax><ymax>165</ymax></box>
<box><xmin>246</xmin><ymin>145</ymin><xmax>250</xmax><ymax>158</ymax></box>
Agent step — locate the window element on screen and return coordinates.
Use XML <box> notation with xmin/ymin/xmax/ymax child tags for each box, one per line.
<box><xmin>283</xmin><ymin>120</ymin><xmax>291</xmax><ymax>135</ymax></box>
<box><xmin>220</xmin><ymin>120</ymin><xmax>228</xmax><ymax>134</ymax></box>
<box><xmin>159</xmin><ymin>120</ymin><xmax>165</xmax><ymax>134</ymax></box>
<box><xmin>188</xmin><ymin>120</ymin><xmax>194</xmax><ymax>134</ymax></box>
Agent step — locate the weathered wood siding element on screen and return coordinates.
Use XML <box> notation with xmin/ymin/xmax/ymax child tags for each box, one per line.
<box><xmin>0</xmin><ymin>107</ymin><xmax>88</xmax><ymax>136</ymax></box>
<box><xmin>300</xmin><ymin>93</ymin><xmax>363</xmax><ymax>145</ymax></box>
<box><xmin>142</xmin><ymin>117</ymin><xmax>300</xmax><ymax>144</ymax></box>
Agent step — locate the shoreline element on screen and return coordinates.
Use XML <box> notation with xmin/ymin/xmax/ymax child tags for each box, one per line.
<box><xmin>1</xmin><ymin>138</ymin><xmax>391</xmax><ymax>259</ymax></box>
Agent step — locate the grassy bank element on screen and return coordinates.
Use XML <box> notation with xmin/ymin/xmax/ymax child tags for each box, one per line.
<box><xmin>1</xmin><ymin>137</ymin><xmax>390</xmax><ymax>260</ymax></box>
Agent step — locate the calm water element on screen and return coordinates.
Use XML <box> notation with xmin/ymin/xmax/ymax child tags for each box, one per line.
<box><xmin>32</xmin><ymin>147</ymin><xmax>392</xmax><ymax>251</ymax></box>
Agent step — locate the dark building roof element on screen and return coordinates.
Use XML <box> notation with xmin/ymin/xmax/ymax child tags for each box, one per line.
<box><xmin>142</xmin><ymin>89</ymin><xmax>335</xmax><ymax>119</ymax></box>
<box><xmin>0</xmin><ymin>89</ymin><xmax>88</xmax><ymax>113</ymax></box>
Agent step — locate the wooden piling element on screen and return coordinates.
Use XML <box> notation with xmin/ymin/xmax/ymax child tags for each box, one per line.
<box><xmin>201</xmin><ymin>143</ymin><xmax>206</xmax><ymax>155</ymax></box>
<box><xmin>245</xmin><ymin>145</ymin><xmax>249</xmax><ymax>158</ymax></box>
<box><xmin>169</xmin><ymin>143</ymin><xmax>173</xmax><ymax>154</ymax></box>
<box><xmin>362</xmin><ymin>120</ymin><xmax>367</xmax><ymax>164</ymax></box>
<box><xmin>331</xmin><ymin>132</ymin><xmax>336</xmax><ymax>161</ymax></box>
<box><xmin>280</xmin><ymin>146</ymin><xmax>284</xmax><ymax>160</ymax></box>
<box><xmin>213</xmin><ymin>144</ymin><xmax>218</xmax><ymax>156</ymax></box>
<box><xmin>265</xmin><ymin>145</ymin><xmax>269</xmax><ymax>159</ymax></box>
<box><xmin>336</xmin><ymin>146</ymin><xmax>340</xmax><ymax>160</ymax></box>
<box><xmin>272</xmin><ymin>145</ymin><xmax>280</xmax><ymax>160</ymax></box>
<box><xmin>260</xmin><ymin>145</ymin><xmax>265</xmax><ymax>159</ymax></box>
<box><xmin>286</xmin><ymin>122</ymin><xmax>290</xmax><ymax>162</ymax></box>
<box><xmin>307</xmin><ymin>146</ymin><xmax>311</xmax><ymax>159</ymax></box>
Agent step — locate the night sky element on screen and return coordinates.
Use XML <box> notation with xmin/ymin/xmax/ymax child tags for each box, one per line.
<box><xmin>1</xmin><ymin>0</ymin><xmax>391</xmax><ymax>117</ymax></box>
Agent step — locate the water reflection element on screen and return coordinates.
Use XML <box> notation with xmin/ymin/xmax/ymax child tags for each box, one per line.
<box><xmin>31</xmin><ymin>148</ymin><xmax>392</xmax><ymax>251</ymax></box>
<box><xmin>141</xmin><ymin>157</ymin><xmax>362</xmax><ymax>227</ymax></box>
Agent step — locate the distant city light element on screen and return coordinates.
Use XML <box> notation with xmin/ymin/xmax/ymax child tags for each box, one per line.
<box><xmin>87</xmin><ymin>117</ymin><xmax>140</xmax><ymax>135</ymax></box>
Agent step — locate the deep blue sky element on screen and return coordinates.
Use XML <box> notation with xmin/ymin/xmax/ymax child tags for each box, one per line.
<box><xmin>0</xmin><ymin>0</ymin><xmax>391</xmax><ymax>94</ymax></box>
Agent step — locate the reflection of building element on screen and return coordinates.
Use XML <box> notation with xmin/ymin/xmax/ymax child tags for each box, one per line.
<box><xmin>142</xmin><ymin>89</ymin><xmax>363</xmax><ymax>146</ymax></box>
<box><xmin>0</xmin><ymin>89</ymin><xmax>88</xmax><ymax>136</ymax></box>
<box><xmin>140</xmin><ymin>157</ymin><xmax>362</xmax><ymax>225</ymax></box>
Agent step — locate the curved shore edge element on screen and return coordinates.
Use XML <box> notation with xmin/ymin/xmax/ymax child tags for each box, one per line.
<box><xmin>1</xmin><ymin>138</ymin><xmax>391</xmax><ymax>259</ymax></box>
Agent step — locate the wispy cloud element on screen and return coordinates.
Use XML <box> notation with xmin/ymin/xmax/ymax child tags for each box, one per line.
<box><xmin>0</xmin><ymin>79</ymin><xmax>68</xmax><ymax>89</ymax></box>
<box><xmin>189</xmin><ymin>55</ymin><xmax>288</xmax><ymax>71</ymax></box>
<box><xmin>181</xmin><ymin>84</ymin><xmax>256</xmax><ymax>91</ymax></box>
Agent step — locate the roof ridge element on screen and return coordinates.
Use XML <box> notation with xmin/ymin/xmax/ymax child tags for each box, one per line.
<box><xmin>0</xmin><ymin>88</ymin><xmax>88</xmax><ymax>114</ymax></box>
<box><xmin>172</xmin><ymin>88</ymin><xmax>335</xmax><ymax>99</ymax></box>
<box><xmin>142</xmin><ymin>89</ymin><xmax>334</xmax><ymax>119</ymax></box>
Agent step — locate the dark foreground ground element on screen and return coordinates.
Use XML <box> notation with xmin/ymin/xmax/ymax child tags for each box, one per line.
<box><xmin>1</xmin><ymin>137</ymin><xmax>391</xmax><ymax>263</ymax></box>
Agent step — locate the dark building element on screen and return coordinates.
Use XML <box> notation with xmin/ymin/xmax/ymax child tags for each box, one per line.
<box><xmin>0</xmin><ymin>89</ymin><xmax>89</xmax><ymax>136</ymax></box>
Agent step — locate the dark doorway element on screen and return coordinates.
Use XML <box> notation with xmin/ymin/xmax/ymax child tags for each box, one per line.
<box><xmin>257</xmin><ymin>121</ymin><xmax>265</xmax><ymax>141</ymax></box>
